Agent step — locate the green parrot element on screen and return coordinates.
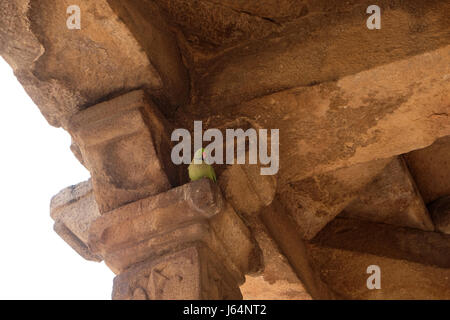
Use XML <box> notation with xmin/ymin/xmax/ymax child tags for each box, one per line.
<box><xmin>188</xmin><ymin>148</ymin><xmax>217</xmax><ymax>182</ymax></box>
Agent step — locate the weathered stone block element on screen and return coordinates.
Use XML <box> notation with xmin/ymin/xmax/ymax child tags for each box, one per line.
<box><xmin>197</xmin><ymin>118</ymin><xmax>279</xmax><ymax>217</ymax></box>
<box><xmin>429</xmin><ymin>196</ymin><xmax>450</xmax><ymax>235</ymax></box>
<box><xmin>69</xmin><ymin>90</ymin><xmax>178</xmax><ymax>213</ymax></box>
<box><xmin>112</xmin><ymin>244</ymin><xmax>242</xmax><ymax>300</ymax></box>
<box><xmin>0</xmin><ymin>0</ymin><xmax>189</xmax><ymax>127</ymax></box>
<box><xmin>218</xmin><ymin>163</ymin><xmax>277</xmax><ymax>216</ymax></box>
<box><xmin>404</xmin><ymin>135</ymin><xmax>450</xmax><ymax>204</ymax></box>
<box><xmin>278</xmin><ymin>158</ymin><xmax>392</xmax><ymax>240</ymax></box>
<box><xmin>342</xmin><ymin>157</ymin><xmax>434</xmax><ymax>231</ymax></box>
<box><xmin>50</xmin><ymin>180</ymin><xmax>102</xmax><ymax>262</ymax></box>
<box><xmin>107</xmin><ymin>0</ymin><xmax>190</xmax><ymax>112</ymax></box>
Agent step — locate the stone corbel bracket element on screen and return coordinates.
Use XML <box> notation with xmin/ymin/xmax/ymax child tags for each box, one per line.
<box><xmin>68</xmin><ymin>90</ymin><xmax>178</xmax><ymax>213</ymax></box>
<box><xmin>88</xmin><ymin>179</ymin><xmax>259</xmax><ymax>274</ymax></box>
<box><xmin>87</xmin><ymin>178</ymin><xmax>261</xmax><ymax>299</ymax></box>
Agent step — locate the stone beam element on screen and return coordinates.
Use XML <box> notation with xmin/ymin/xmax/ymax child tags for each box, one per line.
<box><xmin>312</xmin><ymin>218</ymin><xmax>450</xmax><ymax>268</ymax></box>
<box><xmin>190</xmin><ymin>0</ymin><xmax>450</xmax><ymax>110</ymax></box>
<box><xmin>309</xmin><ymin>217</ymin><xmax>450</xmax><ymax>299</ymax></box>
<box><xmin>216</xmin><ymin>162</ymin><xmax>311</xmax><ymax>299</ymax></box>
<box><xmin>204</xmin><ymin>46</ymin><xmax>450</xmax><ymax>184</ymax></box>
<box><xmin>239</xmin><ymin>215</ymin><xmax>312</xmax><ymax>300</ymax></box>
<box><xmin>307</xmin><ymin>244</ymin><xmax>450</xmax><ymax>299</ymax></box>
<box><xmin>259</xmin><ymin>199</ymin><xmax>335</xmax><ymax>299</ymax></box>
<box><xmin>259</xmin><ymin>203</ymin><xmax>450</xmax><ymax>299</ymax></box>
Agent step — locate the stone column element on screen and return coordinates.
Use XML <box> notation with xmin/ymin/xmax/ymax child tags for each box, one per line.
<box><xmin>56</xmin><ymin>90</ymin><xmax>260</xmax><ymax>299</ymax></box>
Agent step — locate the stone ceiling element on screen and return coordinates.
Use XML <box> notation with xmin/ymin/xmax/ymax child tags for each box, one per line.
<box><xmin>1</xmin><ymin>0</ymin><xmax>449</xmax><ymax>299</ymax></box>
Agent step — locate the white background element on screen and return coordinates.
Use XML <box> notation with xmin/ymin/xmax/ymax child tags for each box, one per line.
<box><xmin>0</xmin><ymin>57</ymin><xmax>114</xmax><ymax>299</ymax></box>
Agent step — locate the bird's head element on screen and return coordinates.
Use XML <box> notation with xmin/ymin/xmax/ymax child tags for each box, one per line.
<box><xmin>193</xmin><ymin>148</ymin><xmax>206</xmax><ymax>162</ymax></box>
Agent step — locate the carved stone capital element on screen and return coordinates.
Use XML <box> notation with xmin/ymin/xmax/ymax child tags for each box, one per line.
<box><xmin>113</xmin><ymin>244</ymin><xmax>242</xmax><ymax>300</ymax></box>
<box><xmin>68</xmin><ymin>90</ymin><xmax>178</xmax><ymax>213</ymax></box>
